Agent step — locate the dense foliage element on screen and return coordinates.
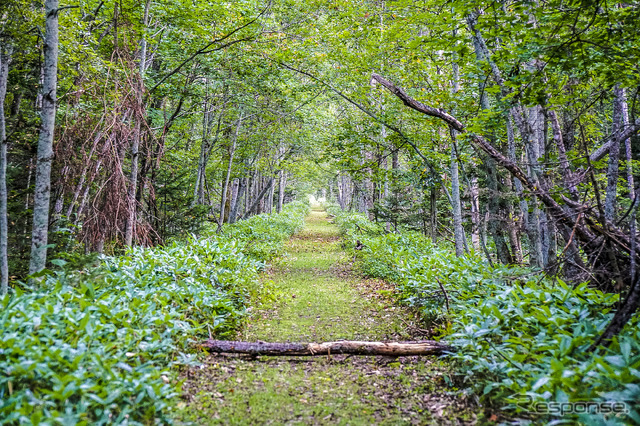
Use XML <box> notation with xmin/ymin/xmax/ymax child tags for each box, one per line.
<box><xmin>0</xmin><ymin>201</ymin><xmax>308</xmax><ymax>424</ymax></box>
<box><xmin>331</xmin><ymin>207</ymin><xmax>639</xmax><ymax>424</ymax></box>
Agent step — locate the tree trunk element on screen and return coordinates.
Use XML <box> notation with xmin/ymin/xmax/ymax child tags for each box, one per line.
<box><xmin>202</xmin><ymin>339</ymin><xmax>452</xmax><ymax>356</ymax></box>
<box><xmin>506</xmin><ymin>108</ymin><xmax>525</xmax><ymax>265</ymax></box>
<box><xmin>124</xmin><ymin>121</ymin><xmax>140</xmax><ymax>247</ymax></box>
<box><xmin>29</xmin><ymin>0</ymin><xmax>59</xmax><ymax>276</ymax></box>
<box><xmin>0</xmin><ymin>46</ymin><xmax>11</xmax><ymax>294</ymax></box>
<box><xmin>217</xmin><ymin>112</ymin><xmax>242</xmax><ymax>231</ymax></box>
<box><xmin>485</xmin><ymin>157</ymin><xmax>514</xmax><ymax>264</ymax></box>
<box><xmin>430</xmin><ymin>186</ymin><xmax>437</xmax><ymax>243</ymax></box>
<box><xmin>242</xmin><ymin>178</ymin><xmax>275</xmax><ymax>220</ymax></box>
<box><xmin>139</xmin><ymin>0</ymin><xmax>151</xmax><ymax>73</ymax></box>
<box><xmin>193</xmin><ymin>93</ymin><xmax>210</xmax><ymax>207</ymax></box>
<box><xmin>228</xmin><ymin>178</ymin><xmax>239</xmax><ymax>218</ymax></box>
<box><xmin>267</xmin><ymin>182</ymin><xmax>275</xmax><ymax>214</ymax></box>
<box><xmin>277</xmin><ymin>170</ymin><xmax>286</xmax><ymax>213</ymax></box>
<box><xmin>229</xmin><ymin>177</ymin><xmax>246</xmax><ymax>224</ymax></box>
<box><xmin>469</xmin><ymin>177</ymin><xmax>480</xmax><ymax>250</ymax></box>
<box><xmin>604</xmin><ymin>86</ymin><xmax>627</xmax><ymax>222</ymax></box>
<box><xmin>450</xmin><ymin>134</ymin><xmax>465</xmax><ymax>257</ymax></box>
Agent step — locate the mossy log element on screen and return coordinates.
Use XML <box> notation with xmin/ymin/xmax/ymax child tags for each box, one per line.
<box><xmin>201</xmin><ymin>340</ymin><xmax>452</xmax><ymax>356</ymax></box>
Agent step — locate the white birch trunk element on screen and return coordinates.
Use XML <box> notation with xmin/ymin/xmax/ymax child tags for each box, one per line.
<box><xmin>450</xmin><ymin>60</ymin><xmax>465</xmax><ymax>257</ymax></box>
<box><xmin>604</xmin><ymin>86</ymin><xmax>626</xmax><ymax>222</ymax></box>
<box><xmin>0</xmin><ymin>46</ymin><xmax>11</xmax><ymax>293</ymax></box>
<box><xmin>124</xmin><ymin>121</ymin><xmax>140</xmax><ymax>247</ymax></box>
<box><xmin>277</xmin><ymin>170</ymin><xmax>286</xmax><ymax>213</ymax></box>
<box><xmin>29</xmin><ymin>0</ymin><xmax>58</xmax><ymax>276</ymax></box>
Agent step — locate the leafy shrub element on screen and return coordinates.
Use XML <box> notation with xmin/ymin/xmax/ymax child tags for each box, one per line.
<box><xmin>334</xmin><ymin>210</ymin><xmax>639</xmax><ymax>424</ymax></box>
<box><xmin>0</xmin><ymin>203</ymin><xmax>308</xmax><ymax>424</ymax></box>
<box><xmin>213</xmin><ymin>201</ymin><xmax>309</xmax><ymax>262</ymax></box>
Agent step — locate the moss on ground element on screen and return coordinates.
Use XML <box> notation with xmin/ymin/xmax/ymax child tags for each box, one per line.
<box><xmin>175</xmin><ymin>207</ymin><xmax>477</xmax><ymax>425</ymax></box>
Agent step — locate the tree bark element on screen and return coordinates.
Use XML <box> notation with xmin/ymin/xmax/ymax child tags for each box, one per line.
<box><xmin>229</xmin><ymin>177</ymin><xmax>246</xmax><ymax>224</ymax></box>
<box><xmin>430</xmin><ymin>186</ymin><xmax>437</xmax><ymax>243</ymax></box>
<box><xmin>484</xmin><ymin>157</ymin><xmax>514</xmax><ymax>264</ymax></box>
<box><xmin>604</xmin><ymin>86</ymin><xmax>627</xmax><ymax>222</ymax></box>
<box><xmin>29</xmin><ymin>0</ymin><xmax>59</xmax><ymax>276</ymax></box>
<box><xmin>0</xmin><ymin>46</ymin><xmax>11</xmax><ymax>294</ymax></box>
<box><xmin>217</xmin><ymin>112</ymin><xmax>242</xmax><ymax>231</ymax></box>
<box><xmin>242</xmin><ymin>178</ymin><xmax>275</xmax><ymax>219</ymax></box>
<box><xmin>450</xmin><ymin>134</ymin><xmax>465</xmax><ymax>257</ymax></box>
<box><xmin>277</xmin><ymin>170</ymin><xmax>286</xmax><ymax>213</ymax></box>
<box><xmin>124</xmin><ymin>120</ymin><xmax>141</xmax><ymax>247</ymax></box>
<box><xmin>202</xmin><ymin>339</ymin><xmax>452</xmax><ymax>356</ymax></box>
<box><xmin>450</xmin><ymin>58</ymin><xmax>465</xmax><ymax>257</ymax></box>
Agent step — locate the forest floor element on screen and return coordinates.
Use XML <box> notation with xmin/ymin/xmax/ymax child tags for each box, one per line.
<box><xmin>175</xmin><ymin>207</ymin><xmax>478</xmax><ymax>425</ymax></box>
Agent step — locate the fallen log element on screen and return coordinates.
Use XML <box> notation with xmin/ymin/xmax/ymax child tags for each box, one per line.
<box><xmin>201</xmin><ymin>339</ymin><xmax>452</xmax><ymax>356</ymax></box>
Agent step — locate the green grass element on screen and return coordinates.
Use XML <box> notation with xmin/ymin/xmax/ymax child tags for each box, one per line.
<box><xmin>175</xmin><ymin>208</ymin><xmax>475</xmax><ymax>425</ymax></box>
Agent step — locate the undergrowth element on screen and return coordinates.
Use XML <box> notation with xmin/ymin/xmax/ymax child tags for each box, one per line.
<box><xmin>0</xmin><ymin>201</ymin><xmax>309</xmax><ymax>425</ymax></box>
<box><xmin>330</xmin><ymin>206</ymin><xmax>640</xmax><ymax>425</ymax></box>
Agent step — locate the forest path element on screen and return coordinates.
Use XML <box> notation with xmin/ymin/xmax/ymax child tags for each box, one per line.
<box><xmin>176</xmin><ymin>207</ymin><xmax>474</xmax><ymax>425</ymax></box>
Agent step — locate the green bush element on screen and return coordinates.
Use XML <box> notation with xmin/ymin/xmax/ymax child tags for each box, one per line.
<box><xmin>0</xmin><ymin>203</ymin><xmax>308</xmax><ymax>424</ymax></box>
<box><xmin>334</xmin><ymin>210</ymin><xmax>639</xmax><ymax>424</ymax></box>
<box><xmin>213</xmin><ymin>201</ymin><xmax>309</xmax><ymax>262</ymax></box>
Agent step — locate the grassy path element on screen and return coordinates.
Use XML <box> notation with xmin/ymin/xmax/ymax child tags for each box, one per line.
<box><xmin>177</xmin><ymin>208</ymin><xmax>474</xmax><ymax>425</ymax></box>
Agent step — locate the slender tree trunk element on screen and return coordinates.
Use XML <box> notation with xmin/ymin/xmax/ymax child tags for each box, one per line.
<box><xmin>449</xmin><ymin>56</ymin><xmax>465</xmax><ymax>256</ymax></box>
<box><xmin>605</xmin><ymin>86</ymin><xmax>627</xmax><ymax>222</ymax></box>
<box><xmin>123</xmin><ymin>1</ymin><xmax>152</xmax><ymax>246</ymax></box>
<box><xmin>363</xmin><ymin>150</ymin><xmax>374</xmax><ymax>217</ymax></box>
<box><xmin>124</xmin><ymin>121</ymin><xmax>140</xmax><ymax>247</ymax></box>
<box><xmin>485</xmin><ymin>157</ymin><xmax>513</xmax><ymax>264</ymax></box>
<box><xmin>430</xmin><ymin>186</ymin><xmax>437</xmax><ymax>243</ymax></box>
<box><xmin>257</xmin><ymin>176</ymin><xmax>265</xmax><ymax>215</ymax></box>
<box><xmin>0</xmin><ymin>46</ymin><xmax>11</xmax><ymax>294</ymax></box>
<box><xmin>469</xmin><ymin>177</ymin><xmax>480</xmax><ymax>250</ymax></box>
<box><xmin>74</xmin><ymin>159</ymin><xmax>102</xmax><ymax>228</ymax></box>
<box><xmin>525</xmin><ymin>106</ymin><xmax>546</xmax><ymax>268</ymax></box>
<box><xmin>267</xmin><ymin>182</ymin><xmax>275</xmax><ymax>214</ymax></box>
<box><xmin>505</xmin><ymin>117</ymin><xmax>525</xmax><ymax>264</ymax></box>
<box><xmin>193</xmin><ymin>92</ymin><xmax>210</xmax><ymax>206</ymax></box>
<box><xmin>340</xmin><ymin>174</ymin><xmax>350</xmax><ymax>210</ymax></box>
<box><xmin>244</xmin><ymin>173</ymin><xmax>253</xmax><ymax>217</ymax></box>
<box><xmin>29</xmin><ymin>0</ymin><xmax>59</xmax><ymax>276</ymax></box>
<box><xmin>228</xmin><ymin>178</ymin><xmax>239</xmax><ymax>217</ymax></box>
<box><xmin>66</xmin><ymin>132</ymin><xmax>103</xmax><ymax>219</ymax></box>
<box><xmin>469</xmin><ymin>29</ymin><xmax>512</xmax><ymax>263</ymax></box>
<box><xmin>139</xmin><ymin>0</ymin><xmax>151</xmax><ymax>73</ymax></box>
<box><xmin>229</xmin><ymin>178</ymin><xmax>246</xmax><ymax>224</ymax></box>
<box><xmin>277</xmin><ymin>170</ymin><xmax>286</xmax><ymax>213</ymax></box>
<box><xmin>450</xmin><ymin>135</ymin><xmax>465</xmax><ymax>257</ymax></box>
<box><xmin>217</xmin><ymin>113</ymin><xmax>242</xmax><ymax>231</ymax></box>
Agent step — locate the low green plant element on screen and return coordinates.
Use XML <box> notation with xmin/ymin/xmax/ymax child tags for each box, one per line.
<box><xmin>334</xmin><ymin>210</ymin><xmax>640</xmax><ymax>424</ymax></box>
<box><xmin>215</xmin><ymin>201</ymin><xmax>309</xmax><ymax>262</ymax></box>
<box><xmin>0</xmin><ymin>202</ymin><xmax>308</xmax><ymax>424</ymax></box>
